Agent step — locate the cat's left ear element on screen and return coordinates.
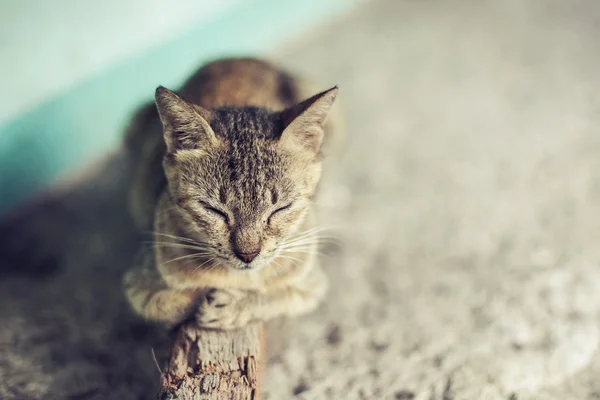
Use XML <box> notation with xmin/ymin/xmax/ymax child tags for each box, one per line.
<box><xmin>155</xmin><ymin>86</ymin><xmax>218</xmax><ymax>153</ymax></box>
<box><xmin>278</xmin><ymin>86</ymin><xmax>338</xmax><ymax>155</ymax></box>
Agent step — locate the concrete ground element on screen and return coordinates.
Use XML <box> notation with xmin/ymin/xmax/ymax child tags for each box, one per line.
<box><xmin>2</xmin><ymin>0</ymin><xmax>600</xmax><ymax>399</ymax></box>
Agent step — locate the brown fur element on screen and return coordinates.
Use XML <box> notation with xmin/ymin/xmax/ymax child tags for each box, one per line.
<box><xmin>123</xmin><ymin>57</ymin><xmax>340</xmax><ymax>329</ymax></box>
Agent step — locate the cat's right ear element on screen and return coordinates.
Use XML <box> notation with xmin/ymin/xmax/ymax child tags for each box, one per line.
<box><xmin>155</xmin><ymin>86</ymin><xmax>218</xmax><ymax>153</ymax></box>
<box><xmin>277</xmin><ymin>86</ymin><xmax>338</xmax><ymax>156</ymax></box>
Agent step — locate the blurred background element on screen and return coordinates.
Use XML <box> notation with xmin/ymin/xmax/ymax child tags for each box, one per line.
<box><xmin>3</xmin><ymin>0</ymin><xmax>600</xmax><ymax>399</ymax></box>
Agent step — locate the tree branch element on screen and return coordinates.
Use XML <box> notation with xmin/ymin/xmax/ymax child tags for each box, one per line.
<box><xmin>158</xmin><ymin>322</ymin><xmax>265</xmax><ymax>400</ymax></box>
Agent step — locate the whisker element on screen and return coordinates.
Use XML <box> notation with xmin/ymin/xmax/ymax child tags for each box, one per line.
<box><xmin>280</xmin><ymin>241</ymin><xmax>322</xmax><ymax>250</ymax></box>
<box><xmin>281</xmin><ymin>235</ymin><xmax>341</xmax><ymax>248</ymax></box>
<box><xmin>192</xmin><ymin>257</ymin><xmax>218</xmax><ymax>273</ymax></box>
<box><xmin>284</xmin><ymin>249</ymin><xmax>330</xmax><ymax>259</ymax></box>
<box><xmin>280</xmin><ymin>238</ymin><xmax>337</xmax><ymax>248</ymax></box>
<box><xmin>145</xmin><ymin>231</ymin><xmax>202</xmax><ymax>245</ymax></box>
<box><xmin>283</xmin><ymin>235</ymin><xmax>332</xmax><ymax>243</ymax></box>
<box><xmin>282</xmin><ymin>245</ymin><xmax>328</xmax><ymax>254</ymax></box>
<box><xmin>296</xmin><ymin>224</ymin><xmax>338</xmax><ymax>235</ymax></box>
<box><xmin>143</xmin><ymin>241</ymin><xmax>211</xmax><ymax>250</ymax></box>
<box><xmin>162</xmin><ymin>252</ymin><xmax>216</xmax><ymax>265</ymax></box>
<box><xmin>278</xmin><ymin>254</ymin><xmax>303</xmax><ymax>263</ymax></box>
<box><xmin>285</xmin><ymin>226</ymin><xmax>334</xmax><ymax>242</ymax></box>
<box><xmin>288</xmin><ymin>234</ymin><xmax>338</xmax><ymax>240</ymax></box>
<box><xmin>282</xmin><ymin>232</ymin><xmax>324</xmax><ymax>245</ymax></box>
<box><xmin>281</xmin><ymin>240</ymin><xmax>321</xmax><ymax>247</ymax></box>
<box><xmin>281</xmin><ymin>227</ymin><xmax>339</xmax><ymax>246</ymax></box>
<box><xmin>281</xmin><ymin>251</ymin><xmax>318</xmax><ymax>257</ymax></box>
<box><xmin>151</xmin><ymin>348</ymin><xmax>162</xmax><ymax>374</ymax></box>
<box><xmin>277</xmin><ymin>255</ymin><xmax>302</xmax><ymax>267</ymax></box>
<box><xmin>280</xmin><ymin>240</ymin><xmax>320</xmax><ymax>248</ymax></box>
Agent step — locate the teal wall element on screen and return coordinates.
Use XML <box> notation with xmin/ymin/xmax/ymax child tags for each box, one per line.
<box><xmin>0</xmin><ymin>0</ymin><xmax>356</xmax><ymax>214</ymax></box>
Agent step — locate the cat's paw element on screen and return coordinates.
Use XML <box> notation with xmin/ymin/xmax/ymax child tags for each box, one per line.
<box><xmin>195</xmin><ymin>288</ymin><xmax>251</xmax><ymax>330</ymax></box>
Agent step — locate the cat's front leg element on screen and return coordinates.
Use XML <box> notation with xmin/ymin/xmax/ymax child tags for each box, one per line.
<box><xmin>124</xmin><ymin>247</ymin><xmax>201</xmax><ymax>327</ymax></box>
<box><xmin>195</xmin><ymin>288</ymin><xmax>253</xmax><ymax>330</ymax></box>
<box><xmin>196</xmin><ymin>266</ymin><xmax>328</xmax><ymax>330</ymax></box>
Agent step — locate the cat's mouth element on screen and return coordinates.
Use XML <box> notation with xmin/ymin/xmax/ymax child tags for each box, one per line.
<box><xmin>227</xmin><ymin>252</ymin><xmax>274</xmax><ymax>272</ymax></box>
<box><xmin>235</xmin><ymin>263</ymin><xmax>256</xmax><ymax>271</ymax></box>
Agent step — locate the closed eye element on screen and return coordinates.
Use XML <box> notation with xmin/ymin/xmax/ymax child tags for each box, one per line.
<box><xmin>268</xmin><ymin>203</ymin><xmax>292</xmax><ymax>224</ymax></box>
<box><xmin>201</xmin><ymin>203</ymin><xmax>229</xmax><ymax>223</ymax></box>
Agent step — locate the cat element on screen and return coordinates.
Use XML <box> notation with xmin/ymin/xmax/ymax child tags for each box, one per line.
<box><xmin>123</xmin><ymin>57</ymin><xmax>341</xmax><ymax>330</ymax></box>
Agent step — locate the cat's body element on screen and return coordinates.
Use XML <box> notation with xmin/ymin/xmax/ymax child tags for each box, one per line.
<box><xmin>123</xmin><ymin>58</ymin><xmax>340</xmax><ymax>329</ymax></box>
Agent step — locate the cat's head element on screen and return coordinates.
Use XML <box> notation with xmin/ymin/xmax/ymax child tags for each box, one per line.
<box><xmin>155</xmin><ymin>85</ymin><xmax>337</xmax><ymax>270</ymax></box>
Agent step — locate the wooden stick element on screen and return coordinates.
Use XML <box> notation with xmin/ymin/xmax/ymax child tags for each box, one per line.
<box><xmin>158</xmin><ymin>322</ymin><xmax>265</xmax><ymax>400</ymax></box>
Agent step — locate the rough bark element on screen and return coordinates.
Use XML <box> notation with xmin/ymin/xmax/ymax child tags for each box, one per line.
<box><xmin>158</xmin><ymin>323</ymin><xmax>265</xmax><ymax>400</ymax></box>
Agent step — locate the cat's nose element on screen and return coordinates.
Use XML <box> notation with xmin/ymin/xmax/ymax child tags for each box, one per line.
<box><xmin>235</xmin><ymin>250</ymin><xmax>260</xmax><ymax>263</ymax></box>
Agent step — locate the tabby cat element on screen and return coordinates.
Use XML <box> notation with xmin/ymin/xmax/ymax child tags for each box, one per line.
<box><xmin>123</xmin><ymin>58</ymin><xmax>340</xmax><ymax>329</ymax></box>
